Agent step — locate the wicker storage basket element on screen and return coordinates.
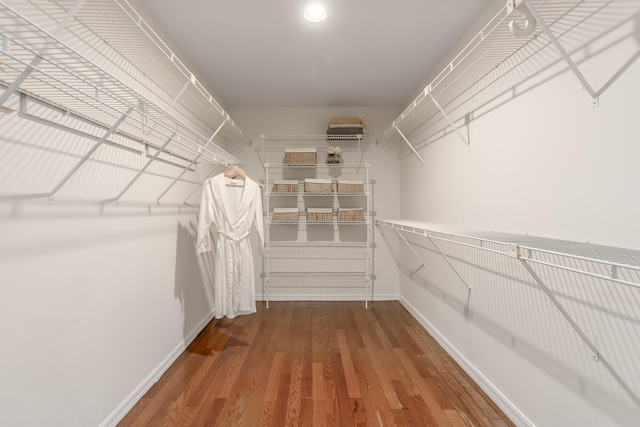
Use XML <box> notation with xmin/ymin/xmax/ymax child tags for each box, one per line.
<box><xmin>307</xmin><ymin>208</ymin><xmax>333</xmax><ymax>222</ymax></box>
<box><xmin>304</xmin><ymin>178</ymin><xmax>332</xmax><ymax>193</ymax></box>
<box><xmin>272</xmin><ymin>208</ymin><xmax>299</xmax><ymax>221</ymax></box>
<box><xmin>337</xmin><ymin>180</ymin><xmax>364</xmax><ymax>193</ymax></box>
<box><xmin>337</xmin><ymin>208</ymin><xmax>365</xmax><ymax>222</ymax></box>
<box><xmin>284</xmin><ymin>148</ymin><xmax>317</xmax><ymax>165</ymax></box>
<box><xmin>272</xmin><ymin>180</ymin><xmax>298</xmax><ymax>193</ymax></box>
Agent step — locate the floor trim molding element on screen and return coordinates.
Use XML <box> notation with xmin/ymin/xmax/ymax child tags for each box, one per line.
<box><xmin>99</xmin><ymin>308</ymin><xmax>216</xmax><ymax>427</ymax></box>
<box><xmin>398</xmin><ymin>296</ymin><xmax>533</xmax><ymax>427</ymax></box>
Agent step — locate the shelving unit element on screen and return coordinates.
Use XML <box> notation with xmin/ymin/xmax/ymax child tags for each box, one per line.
<box><xmin>0</xmin><ymin>0</ymin><xmax>247</xmax><ymax>203</ymax></box>
<box><xmin>262</xmin><ymin>135</ymin><xmax>372</xmax><ymax>307</ymax></box>
<box><xmin>376</xmin><ymin>0</ymin><xmax>613</xmax><ymax>161</ymax></box>
<box><xmin>377</xmin><ymin>219</ymin><xmax>640</xmax><ymax>407</ymax></box>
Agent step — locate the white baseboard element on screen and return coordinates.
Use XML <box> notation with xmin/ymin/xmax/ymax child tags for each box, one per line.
<box><xmin>99</xmin><ymin>308</ymin><xmax>216</xmax><ymax>427</ymax></box>
<box><xmin>398</xmin><ymin>296</ymin><xmax>533</xmax><ymax>427</ymax></box>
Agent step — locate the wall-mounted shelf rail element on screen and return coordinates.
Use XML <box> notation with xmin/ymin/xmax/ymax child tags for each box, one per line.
<box><xmin>0</xmin><ymin>0</ymin><xmax>247</xmax><ymax>203</ymax></box>
<box><xmin>376</xmin><ymin>0</ymin><xmax>610</xmax><ymax>160</ymax></box>
<box><xmin>377</xmin><ymin>218</ymin><xmax>640</xmax><ymax>407</ymax></box>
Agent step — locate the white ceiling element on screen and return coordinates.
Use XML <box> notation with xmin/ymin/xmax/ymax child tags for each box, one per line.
<box><xmin>133</xmin><ymin>0</ymin><xmax>491</xmax><ymax>108</ymax></box>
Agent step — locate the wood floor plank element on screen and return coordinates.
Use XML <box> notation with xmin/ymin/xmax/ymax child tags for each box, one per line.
<box><xmin>336</xmin><ymin>329</ymin><xmax>362</xmax><ymax>399</ymax></box>
<box><xmin>284</xmin><ymin>357</ymin><xmax>304</xmax><ymax>425</ymax></box>
<box><xmin>354</xmin><ymin>347</ymin><xmax>399</xmax><ymax>426</ymax></box>
<box><xmin>394</xmin><ymin>347</ymin><xmax>451</xmax><ymax>426</ymax></box>
<box><xmin>444</xmin><ymin>409</ymin><xmax>472</xmax><ymax>427</ymax></box>
<box><xmin>118</xmin><ymin>302</ymin><xmax>515</xmax><ymax>427</ymax></box>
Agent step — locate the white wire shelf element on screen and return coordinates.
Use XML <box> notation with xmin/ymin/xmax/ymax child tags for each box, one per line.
<box><xmin>377</xmin><ymin>218</ymin><xmax>640</xmax><ymax>409</ymax></box>
<box><xmin>0</xmin><ymin>0</ymin><xmax>246</xmax><ymax>169</ymax></box>
<box><xmin>377</xmin><ymin>219</ymin><xmax>640</xmax><ymax>287</ymax></box>
<box><xmin>376</xmin><ymin>0</ymin><xmax>613</xmax><ymax>160</ymax></box>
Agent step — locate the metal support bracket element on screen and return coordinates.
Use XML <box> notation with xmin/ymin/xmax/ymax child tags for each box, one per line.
<box><xmin>394</xmin><ymin>126</ymin><xmax>426</xmax><ymax>164</ymax></box>
<box><xmin>521</xmin><ymin>0</ymin><xmax>599</xmax><ymax>105</ymax></box>
<box><xmin>108</xmin><ymin>133</ymin><xmax>176</xmax><ymax>203</ymax></box>
<box><xmin>427</xmin><ymin>232</ymin><xmax>472</xmax><ymax>292</ymax></box>
<box><xmin>157</xmin><ymin>120</ymin><xmax>226</xmax><ymax>203</ymax></box>
<box><xmin>428</xmin><ymin>91</ymin><xmax>470</xmax><ymax>149</ymax></box>
<box><xmin>181</xmin><ymin>164</ymin><xmax>219</xmax><ymax>205</ymax></box>
<box><xmin>388</xmin><ymin>224</ymin><xmax>472</xmax><ymax>294</ymax></box>
<box><xmin>393</xmin><ymin>229</ymin><xmax>426</xmax><ymax>275</ymax></box>
<box><xmin>519</xmin><ymin>259</ymin><xmax>640</xmax><ymax>408</ymax></box>
<box><xmin>48</xmin><ymin>107</ymin><xmax>132</xmax><ymax>200</ymax></box>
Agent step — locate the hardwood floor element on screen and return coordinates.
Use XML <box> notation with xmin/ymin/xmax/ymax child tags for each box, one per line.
<box><xmin>119</xmin><ymin>301</ymin><xmax>514</xmax><ymax>426</ymax></box>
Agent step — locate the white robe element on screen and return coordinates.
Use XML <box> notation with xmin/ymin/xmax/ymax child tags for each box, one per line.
<box><xmin>196</xmin><ymin>173</ymin><xmax>264</xmax><ymax>318</ymax></box>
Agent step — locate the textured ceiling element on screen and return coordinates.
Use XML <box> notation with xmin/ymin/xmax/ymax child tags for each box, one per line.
<box><xmin>133</xmin><ymin>0</ymin><xmax>492</xmax><ymax>108</ymax></box>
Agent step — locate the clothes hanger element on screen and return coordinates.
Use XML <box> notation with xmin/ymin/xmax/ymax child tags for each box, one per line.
<box><xmin>223</xmin><ymin>165</ymin><xmax>264</xmax><ymax>188</ymax></box>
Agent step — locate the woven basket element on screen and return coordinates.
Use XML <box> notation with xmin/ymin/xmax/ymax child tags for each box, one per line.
<box><xmin>337</xmin><ymin>208</ymin><xmax>365</xmax><ymax>221</ymax></box>
<box><xmin>307</xmin><ymin>208</ymin><xmax>332</xmax><ymax>222</ymax></box>
<box><xmin>272</xmin><ymin>208</ymin><xmax>299</xmax><ymax>221</ymax></box>
<box><xmin>337</xmin><ymin>180</ymin><xmax>364</xmax><ymax>193</ymax></box>
<box><xmin>304</xmin><ymin>179</ymin><xmax>332</xmax><ymax>193</ymax></box>
<box><xmin>272</xmin><ymin>180</ymin><xmax>298</xmax><ymax>193</ymax></box>
<box><xmin>284</xmin><ymin>148</ymin><xmax>317</xmax><ymax>165</ymax></box>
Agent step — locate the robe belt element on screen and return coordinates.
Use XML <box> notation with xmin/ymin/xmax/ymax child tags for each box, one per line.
<box><xmin>218</xmin><ymin>230</ymin><xmax>250</xmax><ymax>242</ymax></box>
<box><xmin>217</xmin><ymin>230</ymin><xmax>250</xmax><ymax>311</ymax></box>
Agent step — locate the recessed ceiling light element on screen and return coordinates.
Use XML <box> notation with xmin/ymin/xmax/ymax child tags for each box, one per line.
<box><xmin>304</xmin><ymin>4</ymin><xmax>327</xmax><ymax>23</ymax></box>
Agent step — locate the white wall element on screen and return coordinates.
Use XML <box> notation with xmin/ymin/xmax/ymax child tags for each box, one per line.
<box><xmin>227</xmin><ymin>107</ymin><xmax>402</xmax><ymax>301</ymax></box>
<box><xmin>0</xmin><ymin>106</ymin><xmax>217</xmax><ymax>426</ymax></box>
<box><xmin>395</xmin><ymin>2</ymin><xmax>640</xmax><ymax>426</ymax></box>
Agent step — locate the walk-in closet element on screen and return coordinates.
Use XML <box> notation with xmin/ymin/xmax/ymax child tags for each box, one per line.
<box><xmin>1</xmin><ymin>1</ymin><xmax>639</xmax><ymax>426</ymax></box>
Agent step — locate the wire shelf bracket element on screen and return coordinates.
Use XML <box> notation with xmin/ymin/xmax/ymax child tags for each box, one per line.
<box><xmin>156</xmin><ymin>120</ymin><xmax>230</xmax><ymax>204</ymax></box>
<box><xmin>519</xmin><ymin>258</ymin><xmax>640</xmax><ymax>408</ymax></box>
<box><xmin>394</xmin><ymin>125</ymin><xmax>426</xmax><ymax>164</ymax></box>
<box><xmin>48</xmin><ymin>107</ymin><xmax>133</xmax><ymax>203</ymax></box>
<box><xmin>428</xmin><ymin>89</ymin><xmax>471</xmax><ymax>150</ymax></box>
<box><xmin>108</xmin><ymin>133</ymin><xmax>176</xmax><ymax>205</ymax></box>
<box><xmin>520</xmin><ymin>0</ymin><xmax>600</xmax><ymax>107</ymax></box>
